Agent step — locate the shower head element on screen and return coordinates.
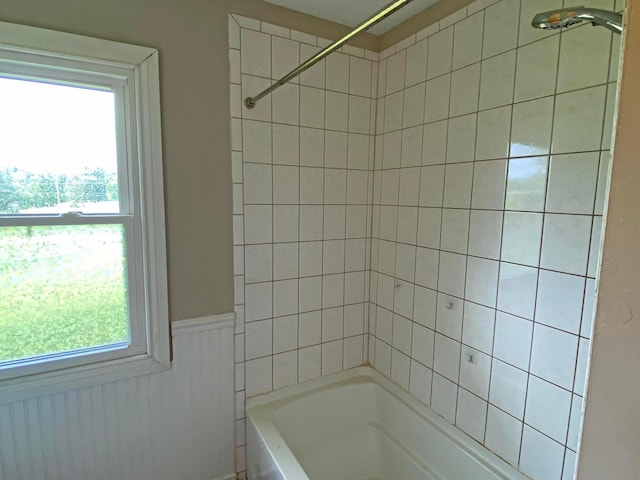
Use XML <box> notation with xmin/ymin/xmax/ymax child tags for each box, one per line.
<box><xmin>532</xmin><ymin>6</ymin><xmax>623</xmax><ymax>34</ymax></box>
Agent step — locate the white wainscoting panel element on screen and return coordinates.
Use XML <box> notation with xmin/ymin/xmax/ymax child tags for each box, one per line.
<box><xmin>0</xmin><ymin>315</ymin><xmax>236</xmax><ymax>480</ymax></box>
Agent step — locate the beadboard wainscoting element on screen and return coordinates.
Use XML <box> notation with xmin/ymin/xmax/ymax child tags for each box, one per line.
<box><xmin>0</xmin><ymin>314</ymin><xmax>236</xmax><ymax>480</ymax></box>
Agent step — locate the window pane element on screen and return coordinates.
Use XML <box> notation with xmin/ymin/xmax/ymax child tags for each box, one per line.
<box><xmin>0</xmin><ymin>225</ymin><xmax>129</xmax><ymax>363</ymax></box>
<box><xmin>0</xmin><ymin>78</ymin><xmax>119</xmax><ymax>215</ymax></box>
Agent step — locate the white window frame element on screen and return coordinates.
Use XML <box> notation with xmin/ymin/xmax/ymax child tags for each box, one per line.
<box><xmin>0</xmin><ymin>21</ymin><xmax>170</xmax><ymax>403</ymax></box>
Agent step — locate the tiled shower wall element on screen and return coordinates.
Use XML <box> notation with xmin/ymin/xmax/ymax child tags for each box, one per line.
<box><xmin>368</xmin><ymin>0</ymin><xmax>621</xmax><ymax>479</ymax></box>
<box><xmin>229</xmin><ymin>14</ymin><xmax>377</xmax><ymax>474</ymax></box>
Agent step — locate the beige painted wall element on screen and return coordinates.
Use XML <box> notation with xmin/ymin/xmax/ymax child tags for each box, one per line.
<box><xmin>0</xmin><ymin>0</ymin><xmax>235</xmax><ymax>321</ymax></box>
<box><xmin>578</xmin><ymin>2</ymin><xmax>640</xmax><ymax>478</ymax></box>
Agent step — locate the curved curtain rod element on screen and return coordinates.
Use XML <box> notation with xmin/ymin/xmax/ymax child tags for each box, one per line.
<box><xmin>245</xmin><ymin>0</ymin><xmax>415</xmax><ymax>109</ymax></box>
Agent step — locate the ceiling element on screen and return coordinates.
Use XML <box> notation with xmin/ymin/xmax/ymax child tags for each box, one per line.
<box><xmin>263</xmin><ymin>0</ymin><xmax>440</xmax><ymax>35</ymax></box>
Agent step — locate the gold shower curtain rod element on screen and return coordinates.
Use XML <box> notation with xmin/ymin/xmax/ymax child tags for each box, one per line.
<box><xmin>244</xmin><ymin>0</ymin><xmax>415</xmax><ymax>109</ymax></box>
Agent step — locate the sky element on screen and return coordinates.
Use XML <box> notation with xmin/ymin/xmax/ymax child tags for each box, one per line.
<box><xmin>0</xmin><ymin>76</ymin><xmax>118</xmax><ymax>175</ymax></box>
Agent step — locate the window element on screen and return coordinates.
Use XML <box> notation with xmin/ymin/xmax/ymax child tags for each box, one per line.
<box><xmin>0</xmin><ymin>21</ymin><xmax>169</xmax><ymax>400</ymax></box>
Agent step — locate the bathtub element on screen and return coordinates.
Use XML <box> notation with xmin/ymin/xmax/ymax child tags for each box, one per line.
<box><xmin>246</xmin><ymin>367</ymin><xmax>529</xmax><ymax>480</ymax></box>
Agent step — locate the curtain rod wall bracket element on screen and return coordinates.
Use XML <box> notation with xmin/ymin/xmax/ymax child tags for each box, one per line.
<box><xmin>244</xmin><ymin>0</ymin><xmax>414</xmax><ymax>109</ymax></box>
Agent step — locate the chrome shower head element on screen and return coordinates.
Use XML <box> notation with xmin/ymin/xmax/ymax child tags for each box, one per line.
<box><xmin>532</xmin><ymin>6</ymin><xmax>623</xmax><ymax>34</ymax></box>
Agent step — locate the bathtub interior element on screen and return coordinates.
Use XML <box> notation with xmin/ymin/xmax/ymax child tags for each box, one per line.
<box><xmin>248</xmin><ymin>368</ymin><xmax>527</xmax><ymax>480</ymax></box>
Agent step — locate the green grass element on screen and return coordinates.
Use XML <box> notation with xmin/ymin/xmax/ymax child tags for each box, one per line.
<box><xmin>0</xmin><ymin>225</ymin><xmax>129</xmax><ymax>362</ymax></box>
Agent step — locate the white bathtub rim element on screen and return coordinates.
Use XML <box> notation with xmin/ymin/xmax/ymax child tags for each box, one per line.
<box><xmin>247</xmin><ymin>366</ymin><xmax>529</xmax><ymax>480</ymax></box>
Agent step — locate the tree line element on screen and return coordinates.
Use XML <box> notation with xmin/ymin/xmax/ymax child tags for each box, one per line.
<box><xmin>0</xmin><ymin>167</ymin><xmax>118</xmax><ymax>213</ymax></box>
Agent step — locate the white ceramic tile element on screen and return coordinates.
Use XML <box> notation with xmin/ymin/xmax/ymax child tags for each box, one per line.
<box><xmin>347</xmin><ymin>170</ymin><xmax>369</xmax><ymax>204</ymax></box>
<box><xmin>344</xmin><ymin>270</ymin><xmax>365</xmax><ymax>304</ymax></box>
<box><xmin>536</xmin><ymin>270</ymin><xmax>585</xmax><ymax>334</ymax></box>
<box><xmin>581</xmin><ymin>278</ymin><xmax>596</xmax><ymax>339</ymax></box>
<box><xmin>501</xmin><ymin>212</ymin><xmax>543</xmax><ymax>267</ymax></box>
<box><xmin>245</xmin><ymin>244</ymin><xmax>272</xmax><ymax>283</ymax></box>
<box><xmin>244</xmin><ymin>205</ymin><xmax>272</xmax><ymax>244</ymax></box>
<box><xmin>229</xmin><ymin>16</ymin><xmax>241</xmax><ymax>48</ymax></box>
<box><xmin>374</xmin><ymin>339</ymin><xmax>392</xmax><ymax>377</ymax></box>
<box><xmin>417</xmin><ymin>207</ymin><xmax>442</xmax><ymax>249</ymax></box>
<box><xmin>349</xmin><ymin>96</ymin><xmax>371</xmax><ymax>134</ymax></box>
<box><xmin>434</xmin><ymin>333</ymin><xmax>461</xmax><ymax>382</ymax></box>
<box><xmin>376</xmin><ymin>306</ymin><xmax>393</xmax><ymax>343</ymax></box>
<box><xmin>483</xmin><ymin>0</ymin><xmax>520</xmax><ymax>58</ymax></box>
<box><xmin>384</xmin><ymin>91</ymin><xmax>404</xmax><ymax>133</ymax></box>
<box><xmin>300</xmin><ymin>167</ymin><xmax>323</xmax><ymax>205</ymax></box>
<box><xmin>243</xmin><ymin>163</ymin><xmax>272</xmax><ymax>204</ymax></box>
<box><xmin>602</xmin><ymin>83</ymin><xmax>618</xmax><ymax>150</ymax></box>
<box><xmin>386</xmin><ymin>50</ymin><xmax>407</xmax><ymax>94</ymax></box>
<box><xmin>485</xmin><ymin>405</ymin><xmax>523</xmax><ymax>467</ymax></box>
<box><xmin>326</xmin><ymin>52</ymin><xmax>349</xmax><ymax>93</ymax></box>
<box><xmin>299</xmin><ymin>276</ymin><xmax>321</xmax><ymax>313</ymax></box>
<box><xmin>350</xmin><ymin>56</ymin><xmax>372</xmax><ymax>97</ymax></box>
<box><xmin>415</xmin><ymin>247</ymin><xmax>440</xmax><ymax>291</ymax></box>
<box><xmin>298</xmin><ymin>344</ymin><xmax>321</xmax><ymax>382</ymax></box>
<box><xmin>479</xmin><ymin>51</ymin><xmax>516</xmax><ymax>110</ymax></box>
<box><xmin>557</xmin><ymin>23</ymin><xmax>611</xmax><ymax>93</ymax></box>
<box><xmin>419</xmin><ymin>165</ymin><xmax>445</xmax><ymax>207</ymax></box>
<box><xmin>245</xmin><ymin>318</ymin><xmax>272</xmax><ymax>360</ymax></box>
<box><xmin>476</xmin><ymin>106</ymin><xmax>512</xmax><ymax>161</ymax></box>
<box><xmin>403</xmin><ymin>84</ymin><xmax>427</xmax><ymax>128</ymax></box>
<box><xmin>273</xmin><ymin>124</ymin><xmax>299</xmax><ymax>165</ymax></box>
<box><xmin>245</xmin><ymin>356</ymin><xmax>272</xmax><ymax>397</ymax></box>
<box><xmin>462</xmin><ymin>302</ymin><xmax>495</xmax><ymax>354</ymax></box>
<box><xmin>273</xmin><ymin>314</ymin><xmax>298</xmax><ymax>354</ymax></box>
<box><xmin>397</xmin><ymin>206</ymin><xmax>418</xmax><ymax>244</ymax></box>
<box><xmin>300</xmin><ymin>128</ymin><xmax>324</xmax><ymax>167</ymax></box>
<box><xmin>427</xmin><ymin>27</ymin><xmax>454</xmax><ymax>79</ymax></box>
<box><xmin>465</xmin><ymin>257</ymin><xmax>499</xmax><ymax>307</ymax></box>
<box><xmin>273</xmin><ymin>205</ymin><xmax>299</xmax><ymax>242</ymax></box>
<box><xmin>497</xmin><ymin>263</ymin><xmax>538</xmax><ymax>319</ymax></box>
<box><xmin>414</xmin><ymin>285</ymin><xmax>437</xmax><ymax>329</ymax></box>
<box><xmin>440</xmin><ymin>7</ymin><xmax>468</xmax><ymax>28</ymax></box>
<box><xmin>274</xmin><ymin>279</ymin><xmax>298</xmax><ymax>317</ymax></box>
<box><xmin>588</xmin><ymin>216</ymin><xmax>603</xmax><ymax>278</ymax></box>
<box><xmin>456</xmin><ymin>388</ymin><xmax>488</xmax><ymax>442</ymax></box>
<box><xmin>409</xmin><ymin>360</ymin><xmax>433</xmax><ymax>405</ymax></box>
<box><xmin>273</xmin><ymin>83</ymin><xmax>300</xmax><ymax>125</ymax></box>
<box><xmin>299</xmin><ymin>45</ymin><xmax>325</xmax><ymax>89</ymax></box>
<box><xmin>300</xmin><ymin>86</ymin><xmax>325</xmax><ymax>129</ymax></box>
<box><xmin>530</xmin><ymin>324</ymin><xmax>579</xmax><ymax>390</ymax></box>
<box><xmin>401</xmin><ymin>127</ymin><xmax>424</xmax><ymax>168</ymax></box>
<box><xmin>273</xmin><ymin>166</ymin><xmax>299</xmax><ymax>204</ymax></box>
<box><xmin>546</xmin><ymin>153</ymin><xmax>599</xmax><ymax>214</ymax></box>
<box><xmin>540</xmin><ymin>214</ymin><xmax>592</xmax><ymax>276</ymax></box>
<box><xmin>344</xmin><ymin>303</ymin><xmax>365</xmax><ymax>337</ymax></box>
<box><xmin>450</xmin><ymin>64</ymin><xmax>481</xmax><ymax>117</ymax></box>
<box><xmin>431</xmin><ymin>372</ymin><xmax>458</xmax><ymax>423</ymax></box>
<box><xmin>441</xmin><ymin>209</ymin><xmax>470</xmax><ymax>254</ymax></box>
<box><xmin>471</xmin><ymin>159</ymin><xmax>507</xmax><ymax>210</ymax></box>
<box><xmin>520</xmin><ymin>425</ymin><xmax>565</xmax><ymax>480</ymax></box>
<box><xmin>514</xmin><ymin>36</ymin><xmax>560</xmax><ymax>102</ymax></box>
<box><xmin>348</xmin><ymin>134</ymin><xmax>370</xmax><ymax>170</ymax></box>
<box><xmin>574</xmin><ymin>337</ymin><xmax>590</xmax><ymax>396</ymax></box>
<box><xmin>552</xmin><ymin>86</ymin><xmax>607</xmax><ymax>154</ymax></box>
<box><xmin>436</xmin><ymin>293</ymin><xmax>463</xmax><ymax>341</ymax></box>
<box><xmin>245</xmin><ymin>283</ymin><xmax>273</xmax><ymax>326</ymax></box>
<box><xmin>505</xmin><ymin>157</ymin><xmax>548</xmax><ymax>212</ymax></box>
<box><xmin>438</xmin><ymin>252</ymin><xmax>467</xmax><ymax>298</ymax></box>
<box><xmin>489</xmin><ymin>359</ymin><xmax>528</xmax><ymax>419</ymax></box>
<box><xmin>322</xmin><ymin>273</ymin><xmax>344</xmax><ymax>309</ymax></box>
<box><xmin>447</xmin><ymin>114</ymin><xmax>477</xmax><ymax>164</ymax></box>
<box><xmin>459</xmin><ymin>346</ymin><xmax>491</xmax><ymax>399</ymax></box>
<box><xmin>243</xmin><ymin>120</ymin><xmax>272</xmax><ymax>164</ymax></box>
<box><xmin>405</xmin><ymin>39</ymin><xmax>429</xmax><ymax>87</ymax></box>
<box><xmin>299</xmin><ymin>311</ymin><xmax>321</xmax><ymax>347</ymax></box>
<box><xmin>299</xmin><ymin>205</ymin><xmax>323</xmax><ymax>241</ymax></box>
<box><xmin>378</xmin><ymin>240</ymin><xmax>397</xmax><ymax>277</ymax></box>
<box><xmin>383</xmin><ymin>131</ymin><xmax>402</xmax><ymax>169</ymax></box>
<box><xmin>493</xmin><ymin>311</ymin><xmax>533</xmax><ymax>370</ymax></box>
<box><xmin>392</xmin><ymin>314</ymin><xmax>413</xmax><ymax>355</ymax></box>
<box><xmin>453</xmin><ymin>12</ymin><xmax>484</xmax><ymax>69</ymax></box>
<box><xmin>323</xmin><ymin>205</ymin><xmax>346</xmax><ymax>240</ymax></box>
<box><xmin>425</xmin><ymin>74</ymin><xmax>451</xmax><ymax>123</ymax></box>
<box><xmin>323</xmin><ymin>240</ymin><xmax>345</xmax><ymax>275</ymax></box>
<box><xmin>395</xmin><ymin>243</ymin><xmax>417</xmax><ymax>282</ymax></box>
<box><xmin>563</xmin><ymin>448</ymin><xmax>577</xmax><ymax>480</ymax></box>
<box><xmin>444</xmin><ymin>162</ymin><xmax>474</xmax><ymax>208</ymax></box>
<box><xmin>324</xmin><ymin>168</ymin><xmax>347</xmax><ymax>204</ymax></box>
<box><xmin>394</xmin><ymin>281</ymin><xmax>415</xmax><ymax>321</ymax></box>
<box><xmin>422</xmin><ymin>120</ymin><xmax>448</xmax><ymax>166</ymax></box>
<box><xmin>325</xmin><ymin>92</ymin><xmax>349</xmax><ymax>132</ymax></box>
<box><xmin>321</xmin><ymin>307</ymin><xmax>344</xmax><ymax>342</ymax></box>
<box><xmin>242</xmin><ymin>73</ymin><xmax>273</xmax><ymax>120</ymax></box>
<box><xmin>525</xmin><ymin>375</ymin><xmax>572</xmax><ymax>443</ymax></box>
<box><xmin>241</xmin><ymin>29</ymin><xmax>271</xmax><ymax>78</ymax></box>
<box><xmin>468</xmin><ymin>210</ymin><xmax>503</xmax><ymax>260</ymax></box>
<box><xmin>381</xmin><ymin>169</ymin><xmax>400</xmax><ymax>205</ymax></box>
<box><xmin>271</xmin><ymin>36</ymin><xmax>299</xmax><ymax>80</ymax></box>
<box><xmin>273</xmin><ymin>351</ymin><xmax>298</xmax><ymax>390</ymax></box>
<box><xmin>567</xmin><ymin>394</ymin><xmax>584</xmax><ymax>451</ymax></box>
<box><xmin>344</xmin><ymin>335</ymin><xmax>364</xmax><ymax>370</ymax></box>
